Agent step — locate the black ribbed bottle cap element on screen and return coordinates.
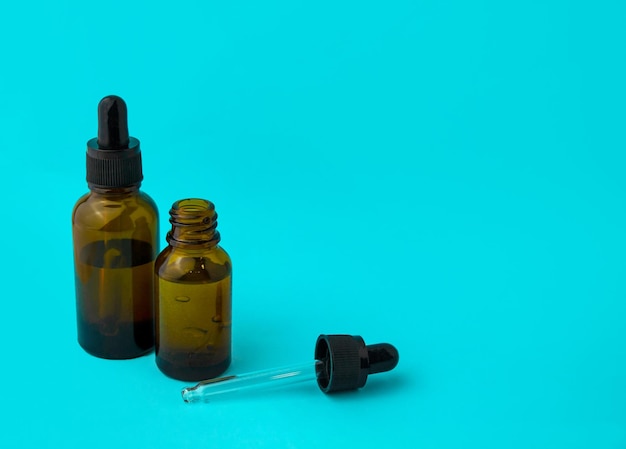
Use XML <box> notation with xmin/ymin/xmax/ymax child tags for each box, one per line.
<box><xmin>314</xmin><ymin>334</ymin><xmax>399</xmax><ymax>393</ymax></box>
<box><xmin>86</xmin><ymin>95</ymin><xmax>143</xmax><ymax>189</ymax></box>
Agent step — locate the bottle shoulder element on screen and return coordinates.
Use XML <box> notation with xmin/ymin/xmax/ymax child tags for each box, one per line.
<box><xmin>72</xmin><ymin>192</ymin><xmax>91</xmax><ymax>215</ymax></box>
<box><xmin>156</xmin><ymin>245</ymin><xmax>231</xmax><ymax>283</ymax></box>
<box><xmin>137</xmin><ymin>191</ymin><xmax>159</xmax><ymax>215</ymax></box>
<box><xmin>72</xmin><ymin>190</ymin><xmax>159</xmax><ymax>230</ymax></box>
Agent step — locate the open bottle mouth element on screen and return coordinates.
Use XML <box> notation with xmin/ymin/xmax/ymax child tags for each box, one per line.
<box><xmin>175</xmin><ymin>198</ymin><xmax>212</xmax><ymax>214</ymax></box>
<box><xmin>167</xmin><ymin>198</ymin><xmax>220</xmax><ymax>247</ymax></box>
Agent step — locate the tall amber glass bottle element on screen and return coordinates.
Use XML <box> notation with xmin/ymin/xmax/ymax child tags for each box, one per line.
<box><xmin>155</xmin><ymin>198</ymin><xmax>232</xmax><ymax>381</ymax></box>
<box><xmin>72</xmin><ymin>95</ymin><xmax>159</xmax><ymax>359</ymax></box>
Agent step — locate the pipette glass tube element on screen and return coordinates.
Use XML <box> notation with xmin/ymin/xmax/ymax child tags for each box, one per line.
<box><xmin>181</xmin><ymin>334</ymin><xmax>400</xmax><ymax>404</ymax></box>
<box><xmin>182</xmin><ymin>361</ymin><xmax>320</xmax><ymax>403</ymax></box>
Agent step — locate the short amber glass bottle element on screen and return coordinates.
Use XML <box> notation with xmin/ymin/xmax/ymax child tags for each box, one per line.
<box><xmin>72</xmin><ymin>96</ymin><xmax>159</xmax><ymax>359</ymax></box>
<box><xmin>155</xmin><ymin>199</ymin><xmax>232</xmax><ymax>381</ymax></box>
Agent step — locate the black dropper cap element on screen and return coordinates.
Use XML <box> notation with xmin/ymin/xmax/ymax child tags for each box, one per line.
<box><xmin>314</xmin><ymin>334</ymin><xmax>399</xmax><ymax>393</ymax></box>
<box><xmin>86</xmin><ymin>95</ymin><xmax>143</xmax><ymax>189</ymax></box>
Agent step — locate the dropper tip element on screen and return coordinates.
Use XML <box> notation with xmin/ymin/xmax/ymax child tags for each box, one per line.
<box><xmin>181</xmin><ymin>386</ymin><xmax>210</xmax><ymax>404</ymax></box>
<box><xmin>181</xmin><ymin>387</ymin><xmax>193</xmax><ymax>403</ymax></box>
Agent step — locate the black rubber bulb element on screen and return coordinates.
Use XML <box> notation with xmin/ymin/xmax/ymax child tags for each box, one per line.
<box><xmin>366</xmin><ymin>343</ymin><xmax>399</xmax><ymax>374</ymax></box>
<box><xmin>97</xmin><ymin>95</ymin><xmax>129</xmax><ymax>150</ymax></box>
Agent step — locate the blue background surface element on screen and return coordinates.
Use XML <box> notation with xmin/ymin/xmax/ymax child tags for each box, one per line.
<box><xmin>1</xmin><ymin>1</ymin><xmax>625</xmax><ymax>447</ymax></box>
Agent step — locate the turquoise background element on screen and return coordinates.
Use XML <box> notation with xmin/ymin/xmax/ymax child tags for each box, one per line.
<box><xmin>1</xmin><ymin>0</ymin><xmax>625</xmax><ymax>447</ymax></box>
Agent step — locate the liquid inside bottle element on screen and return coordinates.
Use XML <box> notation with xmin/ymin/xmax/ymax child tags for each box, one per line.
<box><xmin>156</xmin><ymin>271</ymin><xmax>232</xmax><ymax>380</ymax></box>
<box><xmin>75</xmin><ymin>238</ymin><xmax>155</xmax><ymax>358</ymax></box>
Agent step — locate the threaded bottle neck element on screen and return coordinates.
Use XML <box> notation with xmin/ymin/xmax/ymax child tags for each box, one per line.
<box><xmin>167</xmin><ymin>199</ymin><xmax>220</xmax><ymax>248</ymax></box>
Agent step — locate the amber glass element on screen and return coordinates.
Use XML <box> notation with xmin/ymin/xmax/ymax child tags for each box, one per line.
<box><xmin>155</xmin><ymin>198</ymin><xmax>232</xmax><ymax>381</ymax></box>
<box><xmin>72</xmin><ymin>186</ymin><xmax>159</xmax><ymax>359</ymax></box>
